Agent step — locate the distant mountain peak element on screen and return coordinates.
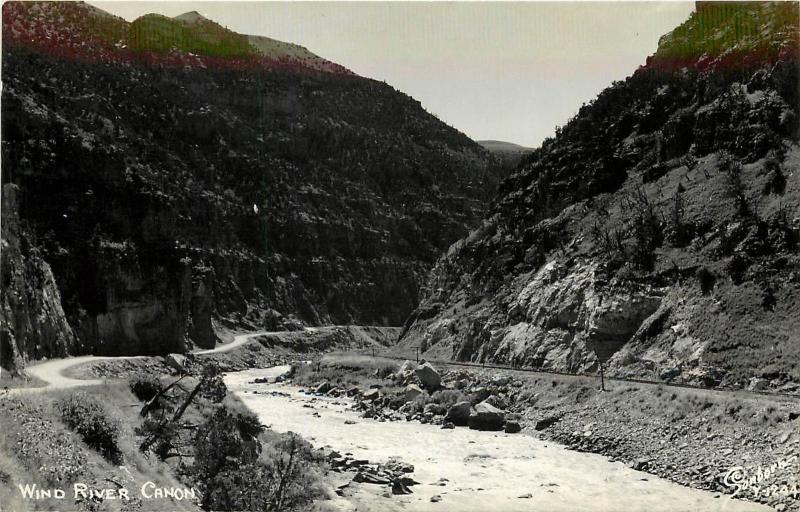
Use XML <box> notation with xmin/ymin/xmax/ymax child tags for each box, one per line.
<box><xmin>173</xmin><ymin>11</ymin><xmax>215</xmax><ymax>26</ymax></box>
<box><xmin>478</xmin><ymin>140</ymin><xmax>532</xmax><ymax>152</ymax></box>
<box><xmin>2</xmin><ymin>1</ymin><xmax>353</xmax><ymax>75</ymax></box>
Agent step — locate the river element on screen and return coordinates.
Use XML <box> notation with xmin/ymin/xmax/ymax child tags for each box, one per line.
<box><xmin>225</xmin><ymin>367</ymin><xmax>769</xmax><ymax>512</ymax></box>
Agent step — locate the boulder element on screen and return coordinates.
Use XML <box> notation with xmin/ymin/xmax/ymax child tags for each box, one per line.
<box><xmin>455</xmin><ymin>379</ymin><xmax>470</xmax><ymax>390</ymax></box>
<box><xmin>484</xmin><ymin>394</ymin><xmax>507</xmax><ymax>410</ymax></box>
<box><xmin>404</xmin><ymin>384</ymin><xmax>424</xmax><ymax>402</ymax></box>
<box><xmin>534</xmin><ymin>414</ymin><xmax>562</xmax><ymax>431</ymax></box>
<box><xmin>468</xmin><ymin>402</ymin><xmax>505</xmax><ymax>431</ymax></box>
<box><xmin>444</xmin><ymin>400</ymin><xmax>471</xmax><ymax>426</ymax></box>
<box><xmin>469</xmin><ymin>386</ymin><xmax>491</xmax><ymax>404</ymax></box>
<box><xmin>165</xmin><ymin>353</ymin><xmax>188</xmax><ymax>373</ymax></box>
<box><xmin>386</xmin><ymin>458</ymin><xmax>414</xmax><ymax>473</ymax></box>
<box><xmin>490</xmin><ymin>375</ymin><xmax>510</xmax><ymax>387</ymax></box>
<box><xmin>398</xmin><ymin>360</ymin><xmax>416</xmax><ymax>375</ymax></box>
<box><xmin>392</xmin><ymin>479</ymin><xmax>413</xmax><ymax>495</ymax></box>
<box><xmin>747</xmin><ymin>377</ymin><xmax>768</xmax><ymax>391</ymax></box>
<box><xmin>323</xmin><ymin>448</ymin><xmax>342</xmax><ymax>461</ymax></box>
<box><xmin>504</xmin><ymin>420</ymin><xmax>522</xmax><ymax>434</ymax></box>
<box><xmin>424</xmin><ymin>402</ymin><xmax>446</xmax><ymax>416</ymax></box>
<box><xmin>415</xmin><ymin>362</ymin><xmax>442</xmax><ymax>390</ymax></box>
<box><xmin>363</xmin><ymin>388</ymin><xmax>381</xmax><ymax>401</ymax></box>
<box><xmin>441</xmin><ymin>422</ymin><xmax>455</xmax><ymax>430</ymax></box>
<box><xmin>315</xmin><ymin>381</ymin><xmax>332</xmax><ymax>394</ymax></box>
<box><xmin>659</xmin><ymin>366</ymin><xmax>681</xmax><ymax>381</ymax></box>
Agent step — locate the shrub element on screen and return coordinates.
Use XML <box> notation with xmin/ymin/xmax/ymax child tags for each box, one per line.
<box><xmin>726</xmin><ymin>253</ymin><xmax>751</xmax><ymax>284</ymax></box>
<box><xmin>129</xmin><ymin>373</ymin><xmax>162</xmax><ymax>402</ymax></box>
<box><xmin>193</xmin><ymin>408</ymin><xmax>324</xmax><ymax>511</ymax></box>
<box><xmin>762</xmin><ymin>165</ymin><xmax>786</xmax><ymax>195</ymax></box>
<box><xmin>720</xmin><ymin>153</ymin><xmax>750</xmax><ymax>217</ymax></box>
<box><xmin>57</xmin><ymin>393</ymin><xmax>121</xmax><ymax>463</ymax></box>
<box><xmin>696</xmin><ymin>267</ymin><xmax>716</xmax><ymax>295</ymax></box>
<box><xmin>627</xmin><ymin>187</ymin><xmax>663</xmax><ymax>271</ymax></box>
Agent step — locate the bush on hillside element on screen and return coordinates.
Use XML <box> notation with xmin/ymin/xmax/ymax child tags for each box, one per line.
<box><xmin>129</xmin><ymin>373</ymin><xmax>162</xmax><ymax>402</ymax></box>
<box><xmin>56</xmin><ymin>393</ymin><xmax>121</xmax><ymax>463</ymax></box>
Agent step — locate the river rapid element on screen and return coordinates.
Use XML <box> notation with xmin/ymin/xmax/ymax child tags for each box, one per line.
<box><xmin>225</xmin><ymin>367</ymin><xmax>769</xmax><ymax>512</ymax></box>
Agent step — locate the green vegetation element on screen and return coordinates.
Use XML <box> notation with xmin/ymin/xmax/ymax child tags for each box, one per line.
<box><xmin>654</xmin><ymin>2</ymin><xmax>799</xmax><ymax>62</ymax></box>
<box><xmin>128</xmin><ymin>14</ymin><xmax>251</xmax><ymax>58</ymax></box>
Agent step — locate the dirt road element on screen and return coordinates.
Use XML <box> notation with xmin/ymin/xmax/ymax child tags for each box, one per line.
<box><xmin>8</xmin><ymin>330</ymin><xmax>276</xmax><ymax>394</ymax></box>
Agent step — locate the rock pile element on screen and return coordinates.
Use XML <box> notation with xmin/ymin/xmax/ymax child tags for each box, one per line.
<box><xmin>324</xmin><ymin>449</ymin><xmax>420</xmax><ymax>496</ymax></box>
<box><xmin>340</xmin><ymin>363</ymin><xmax>526</xmax><ymax>434</ymax></box>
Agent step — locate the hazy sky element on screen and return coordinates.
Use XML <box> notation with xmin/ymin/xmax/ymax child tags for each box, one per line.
<box><xmin>92</xmin><ymin>2</ymin><xmax>695</xmax><ymax>147</ymax></box>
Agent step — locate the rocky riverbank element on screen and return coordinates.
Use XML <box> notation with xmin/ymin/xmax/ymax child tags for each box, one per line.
<box><xmin>286</xmin><ymin>357</ymin><xmax>800</xmax><ymax>511</ymax></box>
<box><xmin>229</xmin><ymin>364</ymin><xmax>771</xmax><ymax>512</ymax></box>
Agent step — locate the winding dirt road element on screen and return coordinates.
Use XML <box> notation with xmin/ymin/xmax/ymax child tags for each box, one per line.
<box><xmin>8</xmin><ymin>331</ymin><xmax>275</xmax><ymax>393</ymax></box>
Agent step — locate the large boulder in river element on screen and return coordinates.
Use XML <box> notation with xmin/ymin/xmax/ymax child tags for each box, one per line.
<box><xmin>444</xmin><ymin>400</ymin><xmax>471</xmax><ymax>426</ymax></box>
<box><xmin>415</xmin><ymin>362</ymin><xmax>441</xmax><ymax>391</ymax></box>
<box><xmin>468</xmin><ymin>401</ymin><xmax>505</xmax><ymax>431</ymax></box>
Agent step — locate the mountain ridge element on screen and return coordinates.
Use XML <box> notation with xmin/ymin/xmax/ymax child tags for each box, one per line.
<box><xmin>2</xmin><ymin>1</ymin><xmax>353</xmax><ymax>74</ymax></box>
<box><xmin>397</xmin><ymin>1</ymin><xmax>800</xmax><ymax>390</ymax></box>
<box><xmin>0</xmin><ymin>1</ymin><xmax>500</xmax><ymax>372</ymax></box>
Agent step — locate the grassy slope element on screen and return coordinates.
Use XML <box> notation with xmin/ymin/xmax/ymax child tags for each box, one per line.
<box><xmin>0</xmin><ymin>384</ymin><xmax>199</xmax><ymax>512</ymax></box>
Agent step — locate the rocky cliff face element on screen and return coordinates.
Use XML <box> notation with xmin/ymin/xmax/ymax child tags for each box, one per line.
<box><xmin>0</xmin><ymin>1</ymin><xmax>498</xmax><ymax>367</ymax></box>
<box><xmin>1</xmin><ymin>184</ymin><xmax>77</xmax><ymax>373</ymax></box>
<box><xmin>399</xmin><ymin>2</ymin><xmax>800</xmax><ymax>390</ymax></box>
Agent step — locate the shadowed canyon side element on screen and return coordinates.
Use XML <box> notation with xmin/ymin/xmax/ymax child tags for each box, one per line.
<box><xmin>398</xmin><ymin>1</ymin><xmax>800</xmax><ymax>391</ymax></box>
<box><xmin>0</xmin><ymin>1</ymin><xmax>500</xmax><ymax>372</ymax></box>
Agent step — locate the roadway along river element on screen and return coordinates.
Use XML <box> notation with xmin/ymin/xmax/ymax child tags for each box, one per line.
<box><xmin>225</xmin><ymin>367</ymin><xmax>769</xmax><ymax>512</ymax></box>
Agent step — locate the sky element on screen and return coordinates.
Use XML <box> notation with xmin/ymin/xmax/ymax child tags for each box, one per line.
<box><xmin>92</xmin><ymin>2</ymin><xmax>695</xmax><ymax>148</ymax></box>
